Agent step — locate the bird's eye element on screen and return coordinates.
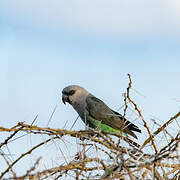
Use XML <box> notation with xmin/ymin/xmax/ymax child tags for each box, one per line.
<box><xmin>68</xmin><ymin>90</ymin><xmax>75</xmax><ymax>96</ymax></box>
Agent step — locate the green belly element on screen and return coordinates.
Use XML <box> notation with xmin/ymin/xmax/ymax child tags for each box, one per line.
<box><xmin>88</xmin><ymin>117</ymin><xmax>127</xmax><ymax>136</ymax></box>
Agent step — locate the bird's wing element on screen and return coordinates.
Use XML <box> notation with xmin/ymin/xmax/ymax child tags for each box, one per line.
<box><xmin>85</xmin><ymin>95</ymin><xmax>141</xmax><ymax>138</ymax></box>
<box><xmin>111</xmin><ymin>109</ymin><xmax>141</xmax><ymax>133</ymax></box>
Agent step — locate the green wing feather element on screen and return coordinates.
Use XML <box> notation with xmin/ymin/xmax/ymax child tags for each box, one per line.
<box><xmin>86</xmin><ymin>113</ymin><xmax>127</xmax><ymax>136</ymax></box>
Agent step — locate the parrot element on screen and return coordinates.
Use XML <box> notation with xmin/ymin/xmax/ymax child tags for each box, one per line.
<box><xmin>62</xmin><ymin>85</ymin><xmax>141</xmax><ymax>139</ymax></box>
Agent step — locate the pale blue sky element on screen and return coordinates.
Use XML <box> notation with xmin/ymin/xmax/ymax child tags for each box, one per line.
<box><xmin>0</xmin><ymin>0</ymin><xmax>180</xmax><ymax>176</ymax></box>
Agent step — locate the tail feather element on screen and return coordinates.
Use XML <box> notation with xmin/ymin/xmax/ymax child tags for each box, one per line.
<box><xmin>124</xmin><ymin>128</ymin><xmax>138</xmax><ymax>139</ymax></box>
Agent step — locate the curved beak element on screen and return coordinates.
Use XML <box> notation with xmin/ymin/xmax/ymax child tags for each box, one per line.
<box><xmin>62</xmin><ymin>94</ymin><xmax>69</xmax><ymax>105</ymax></box>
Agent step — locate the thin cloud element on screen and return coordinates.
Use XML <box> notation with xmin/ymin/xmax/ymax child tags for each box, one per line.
<box><xmin>1</xmin><ymin>0</ymin><xmax>180</xmax><ymax>37</ymax></box>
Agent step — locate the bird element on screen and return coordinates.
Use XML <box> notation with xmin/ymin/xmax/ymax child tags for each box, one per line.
<box><xmin>62</xmin><ymin>85</ymin><xmax>141</xmax><ymax>139</ymax></box>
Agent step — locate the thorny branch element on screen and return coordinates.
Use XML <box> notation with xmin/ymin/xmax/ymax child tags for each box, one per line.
<box><xmin>0</xmin><ymin>74</ymin><xmax>179</xmax><ymax>179</ymax></box>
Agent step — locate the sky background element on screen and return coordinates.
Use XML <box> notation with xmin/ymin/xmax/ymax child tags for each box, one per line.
<box><xmin>0</xmin><ymin>0</ymin><xmax>180</xmax><ymax>177</ymax></box>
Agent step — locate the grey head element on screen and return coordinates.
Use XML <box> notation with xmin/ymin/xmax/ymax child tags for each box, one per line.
<box><xmin>62</xmin><ymin>85</ymin><xmax>89</xmax><ymax>108</ymax></box>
